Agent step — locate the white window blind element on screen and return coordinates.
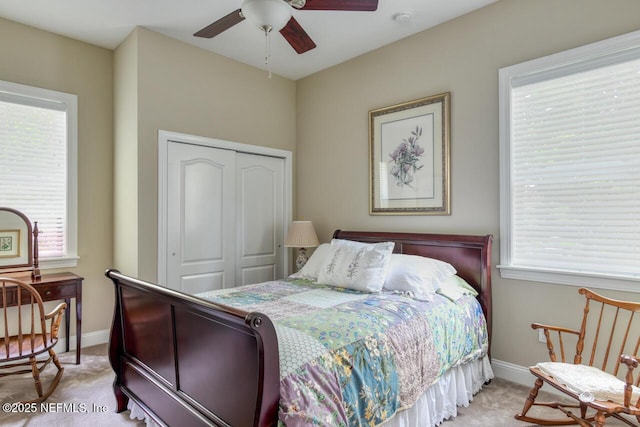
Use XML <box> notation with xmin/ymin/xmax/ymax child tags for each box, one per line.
<box><xmin>499</xmin><ymin>31</ymin><xmax>640</xmax><ymax>288</ymax></box>
<box><xmin>0</xmin><ymin>80</ymin><xmax>77</xmax><ymax>264</ymax></box>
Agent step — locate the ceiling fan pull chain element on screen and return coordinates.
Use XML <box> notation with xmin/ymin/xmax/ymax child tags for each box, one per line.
<box><xmin>263</xmin><ymin>25</ymin><xmax>273</xmax><ymax>78</ymax></box>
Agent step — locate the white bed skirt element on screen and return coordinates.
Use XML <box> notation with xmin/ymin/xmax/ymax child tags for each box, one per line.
<box><xmin>128</xmin><ymin>355</ymin><xmax>494</xmax><ymax>427</ymax></box>
<box><xmin>381</xmin><ymin>355</ymin><xmax>494</xmax><ymax>427</ymax></box>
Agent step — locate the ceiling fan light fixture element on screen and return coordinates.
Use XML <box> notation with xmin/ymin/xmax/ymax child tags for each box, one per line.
<box><xmin>393</xmin><ymin>12</ymin><xmax>412</xmax><ymax>24</ymax></box>
<box><xmin>242</xmin><ymin>0</ymin><xmax>292</xmax><ymax>32</ymax></box>
<box><xmin>286</xmin><ymin>0</ymin><xmax>306</xmax><ymax>9</ymax></box>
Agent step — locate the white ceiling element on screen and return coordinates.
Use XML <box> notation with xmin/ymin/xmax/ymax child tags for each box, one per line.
<box><xmin>0</xmin><ymin>0</ymin><xmax>496</xmax><ymax>80</ymax></box>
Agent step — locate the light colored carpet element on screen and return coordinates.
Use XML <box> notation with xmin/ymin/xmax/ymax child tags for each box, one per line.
<box><xmin>0</xmin><ymin>345</ymin><xmax>632</xmax><ymax>426</ymax></box>
<box><xmin>0</xmin><ymin>345</ymin><xmax>143</xmax><ymax>427</ymax></box>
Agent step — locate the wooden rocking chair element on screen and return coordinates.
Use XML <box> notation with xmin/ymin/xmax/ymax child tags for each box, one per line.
<box><xmin>0</xmin><ymin>277</ymin><xmax>67</xmax><ymax>403</ymax></box>
<box><xmin>515</xmin><ymin>287</ymin><xmax>640</xmax><ymax>427</ymax></box>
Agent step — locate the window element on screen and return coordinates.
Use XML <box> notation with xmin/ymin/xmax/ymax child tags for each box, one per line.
<box><xmin>0</xmin><ymin>80</ymin><xmax>78</xmax><ymax>268</ymax></box>
<box><xmin>499</xmin><ymin>31</ymin><xmax>640</xmax><ymax>291</ymax></box>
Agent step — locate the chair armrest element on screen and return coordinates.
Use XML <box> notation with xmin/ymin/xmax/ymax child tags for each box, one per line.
<box><xmin>45</xmin><ymin>302</ymin><xmax>68</xmax><ymax>340</ymax></box>
<box><xmin>531</xmin><ymin>323</ymin><xmax>580</xmax><ymax>363</ymax></box>
<box><xmin>531</xmin><ymin>323</ymin><xmax>580</xmax><ymax>335</ymax></box>
<box><xmin>621</xmin><ymin>354</ymin><xmax>639</xmax><ymax>407</ymax></box>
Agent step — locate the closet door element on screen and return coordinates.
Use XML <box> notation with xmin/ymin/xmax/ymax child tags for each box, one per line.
<box><xmin>166</xmin><ymin>142</ymin><xmax>235</xmax><ymax>293</ymax></box>
<box><xmin>236</xmin><ymin>153</ymin><xmax>284</xmax><ymax>285</ymax></box>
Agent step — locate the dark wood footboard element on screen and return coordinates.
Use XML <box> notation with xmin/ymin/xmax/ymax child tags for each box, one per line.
<box><xmin>105</xmin><ymin>269</ymin><xmax>280</xmax><ymax>427</ymax></box>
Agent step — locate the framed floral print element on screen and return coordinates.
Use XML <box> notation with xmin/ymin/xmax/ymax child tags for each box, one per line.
<box><xmin>0</xmin><ymin>229</ymin><xmax>20</xmax><ymax>258</ymax></box>
<box><xmin>369</xmin><ymin>92</ymin><xmax>450</xmax><ymax>215</ymax></box>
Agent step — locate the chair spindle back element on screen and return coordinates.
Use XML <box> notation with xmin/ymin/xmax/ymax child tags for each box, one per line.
<box><xmin>0</xmin><ymin>277</ymin><xmax>48</xmax><ymax>361</ymax></box>
<box><xmin>576</xmin><ymin>288</ymin><xmax>640</xmax><ymax>380</ymax></box>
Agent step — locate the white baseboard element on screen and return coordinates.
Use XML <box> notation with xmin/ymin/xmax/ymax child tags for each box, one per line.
<box><xmin>491</xmin><ymin>358</ymin><xmax>534</xmax><ymax>386</ymax></box>
<box><xmin>53</xmin><ymin>328</ymin><xmax>110</xmax><ymax>355</ymax></box>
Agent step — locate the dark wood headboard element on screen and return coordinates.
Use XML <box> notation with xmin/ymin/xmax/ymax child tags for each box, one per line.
<box><xmin>333</xmin><ymin>230</ymin><xmax>493</xmax><ymax>347</ymax></box>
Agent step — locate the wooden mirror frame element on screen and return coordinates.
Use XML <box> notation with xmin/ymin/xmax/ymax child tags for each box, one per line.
<box><xmin>0</xmin><ymin>207</ymin><xmax>39</xmax><ymax>279</ymax></box>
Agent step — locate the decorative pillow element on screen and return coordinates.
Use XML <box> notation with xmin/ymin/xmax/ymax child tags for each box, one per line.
<box><xmin>288</xmin><ymin>243</ymin><xmax>331</xmax><ymax>281</ymax></box>
<box><xmin>437</xmin><ymin>275</ymin><xmax>478</xmax><ymax>301</ymax></box>
<box><xmin>383</xmin><ymin>254</ymin><xmax>456</xmax><ymax>300</ymax></box>
<box><xmin>316</xmin><ymin>240</ymin><xmax>395</xmax><ymax>292</ymax></box>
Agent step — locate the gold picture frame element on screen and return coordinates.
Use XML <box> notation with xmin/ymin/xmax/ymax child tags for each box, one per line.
<box><xmin>0</xmin><ymin>229</ymin><xmax>21</xmax><ymax>258</ymax></box>
<box><xmin>369</xmin><ymin>92</ymin><xmax>450</xmax><ymax>215</ymax></box>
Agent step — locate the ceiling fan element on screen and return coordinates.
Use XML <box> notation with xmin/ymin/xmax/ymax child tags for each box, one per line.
<box><xmin>194</xmin><ymin>0</ymin><xmax>379</xmax><ymax>54</ymax></box>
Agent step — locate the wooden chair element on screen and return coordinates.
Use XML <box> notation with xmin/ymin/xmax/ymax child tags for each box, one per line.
<box><xmin>0</xmin><ymin>277</ymin><xmax>67</xmax><ymax>403</ymax></box>
<box><xmin>515</xmin><ymin>288</ymin><xmax>640</xmax><ymax>427</ymax></box>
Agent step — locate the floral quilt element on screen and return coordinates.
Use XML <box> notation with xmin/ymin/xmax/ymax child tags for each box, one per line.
<box><xmin>197</xmin><ymin>278</ymin><xmax>489</xmax><ymax>427</ymax></box>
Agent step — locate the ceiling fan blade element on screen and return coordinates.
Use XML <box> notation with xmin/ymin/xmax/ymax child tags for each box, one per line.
<box><xmin>194</xmin><ymin>9</ymin><xmax>244</xmax><ymax>38</ymax></box>
<box><xmin>280</xmin><ymin>17</ymin><xmax>317</xmax><ymax>54</ymax></box>
<box><xmin>300</xmin><ymin>0</ymin><xmax>378</xmax><ymax>11</ymax></box>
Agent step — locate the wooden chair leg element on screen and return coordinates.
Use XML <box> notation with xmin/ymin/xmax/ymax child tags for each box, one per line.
<box><xmin>518</xmin><ymin>377</ymin><xmax>544</xmax><ymax>418</ymax></box>
<box><xmin>594</xmin><ymin>411</ymin><xmax>606</xmax><ymax>427</ymax></box>
<box><xmin>23</xmin><ymin>350</ymin><xmax>64</xmax><ymax>404</ymax></box>
<box><xmin>39</xmin><ymin>349</ymin><xmax>65</xmax><ymax>403</ymax></box>
<box><xmin>30</xmin><ymin>356</ymin><xmax>44</xmax><ymax>399</ymax></box>
<box><xmin>51</xmin><ymin>348</ymin><xmax>62</xmax><ymax>371</ymax></box>
<box><xmin>515</xmin><ymin>378</ymin><xmax>581</xmax><ymax>426</ymax></box>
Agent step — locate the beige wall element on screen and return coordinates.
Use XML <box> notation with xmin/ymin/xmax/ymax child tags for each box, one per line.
<box><xmin>2</xmin><ymin>0</ymin><xmax>639</xmax><ymax>369</ymax></box>
<box><xmin>114</xmin><ymin>28</ymin><xmax>297</xmax><ymax>281</ymax></box>
<box><xmin>0</xmin><ymin>18</ymin><xmax>114</xmax><ymax>335</ymax></box>
<box><xmin>113</xmin><ymin>29</ymin><xmax>139</xmax><ymax>276</ymax></box>
<box><xmin>296</xmin><ymin>0</ymin><xmax>640</xmax><ymax>368</ymax></box>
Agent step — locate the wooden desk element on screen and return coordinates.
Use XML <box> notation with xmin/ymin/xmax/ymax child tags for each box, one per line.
<box><xmin>6</xmin><ymin>272</ymin><xmax>83</xmax><ymax>364</ymax></box>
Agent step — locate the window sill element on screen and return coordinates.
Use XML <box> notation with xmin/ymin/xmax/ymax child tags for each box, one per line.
<box><xmin>497</xmin><ymin>265</ymin><xmax>640</xmax><ymax>293</ymax></box>
<box><xmin>40</xmin><ymin>256</ymin><xmax>79</xmax><ymax>270</ymax></box>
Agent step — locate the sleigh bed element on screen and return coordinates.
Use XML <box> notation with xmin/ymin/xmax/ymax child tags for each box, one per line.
<box><xmin>106</xmin><ymin>230</ymin><xmax>493</xmax><ymax>426</ymax></box>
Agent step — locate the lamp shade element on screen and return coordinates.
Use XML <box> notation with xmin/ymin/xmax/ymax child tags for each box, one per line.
<box><xmin>242</xmin><ymin>0</ymin><xmax>292</xmax><ymax>32</ymax></box>
<box><xmin>284</xmin><ymin>221</ymin><xmax>319</xmax><ymax>248</ymax></box>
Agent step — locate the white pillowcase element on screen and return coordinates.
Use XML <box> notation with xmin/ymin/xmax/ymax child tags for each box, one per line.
<box><xmin>288</xmin><ymin>243</ymin><xmax>332</xmax><ymax>281</ymax></box>
<box><xmin>316</xmin><ymin>239</ymin><xmax>395</xmax><ymax>292</ymax></box>
<box><xmin>383</xmin><ymin>254</ymin><xmax>456</xmax><ymax>300</ymax></box>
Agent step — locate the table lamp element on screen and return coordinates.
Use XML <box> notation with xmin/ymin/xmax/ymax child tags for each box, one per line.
<box><xmin>284</xmin><ymin>221</ymin><xmax>319</xmax><ymax>271</ymax></box>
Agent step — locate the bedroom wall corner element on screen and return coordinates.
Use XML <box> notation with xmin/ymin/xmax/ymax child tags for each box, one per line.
<box><xmin>113</xmin><ymin>28</ymin><xmax>139</xmax><ymax>277</ymax></box>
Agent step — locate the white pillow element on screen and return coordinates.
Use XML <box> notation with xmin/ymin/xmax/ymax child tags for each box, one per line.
<box><xmin>316</xmin><ymin>240</ymin><xmax>395</xmax><ymax>292</ymax></box>
<box><xmin>289</xmin><ymin>243</ymin><xmax>332</xmax><ymax>281</ymax></box>
<box><xmin>330</xmin><ymin>238</ymin><xmax>372</xmax><ymax>247</ymax></box>
<box><xmin>437</xmin><ymin>275</ymin><xmax>478</xmax><ymax>301</ymax></box>
<box><xmin>383</xmin><ymin>254</ymin><xmax>456</xmax><ymax>300</ymax></box>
